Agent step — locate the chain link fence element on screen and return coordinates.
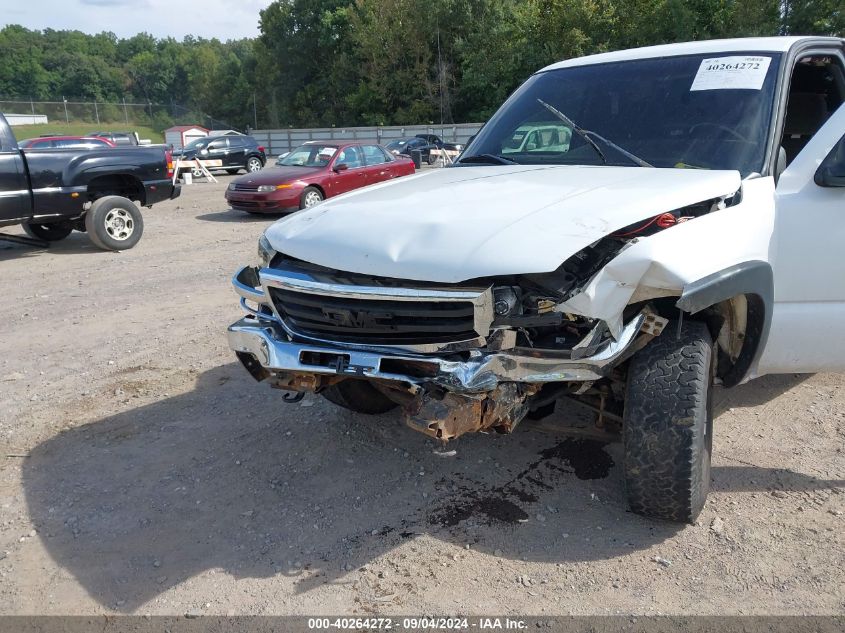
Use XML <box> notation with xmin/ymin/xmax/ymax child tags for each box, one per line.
<box><xmin>0</xmin><ymin>99</ymin><xmax>237</xmax><ymax>136</ymax></box>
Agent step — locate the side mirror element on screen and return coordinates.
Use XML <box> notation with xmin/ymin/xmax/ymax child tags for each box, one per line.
<box><xmin>333</xmin><ymin>163</ymin><xmax>348</xmax><ymax>172</ymax></box>
<box><xmin>815</xmin><ymin>134</ymin><xmax>845</xmax><ymax>188</ymax></box>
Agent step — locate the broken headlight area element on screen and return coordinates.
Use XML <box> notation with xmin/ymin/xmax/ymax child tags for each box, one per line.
<box><xmin>510</xmin><ymin>196</ymin><xmax>732</xmax><ymax>307</ymax></box>
<box><xmin>483</xmin><ymin>199</ymin><xmax>725</xmax><ymax>351</ymax></box>
<box><xmin>486</xmin><ymin>239</ymin><xmax>624</xmax><ymax>350</ymax></box>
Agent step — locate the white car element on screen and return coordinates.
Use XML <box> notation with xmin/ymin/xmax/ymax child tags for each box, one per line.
<box><xmin>228</xmin><ymin>36</ymin><xmax>845</xmax><ymax>523</ymax></box>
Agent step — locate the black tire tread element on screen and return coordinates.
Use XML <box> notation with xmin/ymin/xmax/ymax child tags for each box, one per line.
<box><xmin>321</xmin><ymin>380</ymin><xmax>398</xmax><ymax>415</ymax></box>
<box><xmin>624</xmin><ymin>320</ymin><xmax>713</xmax><ymax>523</ymax></box>
<box><xmin>22</xmin><ymin>222</ymin><xmax>73</xmax><ymax>242</ymax></box>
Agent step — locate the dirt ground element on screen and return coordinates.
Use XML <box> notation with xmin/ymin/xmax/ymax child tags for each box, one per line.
<box><xmin>0</xmin><ymin>172</ymin><xmax>843</xmax><ymax>617</ymax></box>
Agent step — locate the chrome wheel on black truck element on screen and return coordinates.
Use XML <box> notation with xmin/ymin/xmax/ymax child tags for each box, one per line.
<box><xmin>623</xmin><ymin>319</ymin><xmax>714</xmax><ymax>523</ymax></box>
<box><xmin>84</xmin><ymin>195</ymin><xmax>144</xmax><ymax>251</ymax></box>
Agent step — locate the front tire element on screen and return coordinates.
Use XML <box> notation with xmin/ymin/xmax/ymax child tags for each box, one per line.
<box><xmin>299</xmin><ymin>186</ymin><xmax>324</xmax><ymax>209</ymax></box>
<box><xmin>84</xmin><ymin>196</ymin><xmax>143</xmax><ymax>251</ymax></box>
<box><xmin>623</xmin><ymin>320</ymin><xmax>714</xmax><ymax>523</ymax></box>
<box><xmin>22</xmin><ymin>221</ymin><xmax>73</xmax><ymax>242</ymax></box>
<box><xmin>321</xmin><ymin>380</ymin><xmax>398</xmax><ymax>415</ymax></box>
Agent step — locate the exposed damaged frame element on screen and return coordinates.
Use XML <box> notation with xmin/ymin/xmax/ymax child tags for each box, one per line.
<box><xmin>227</xmin><ymin>298</ymin><xmax>666</xmax><ymax>392</ymax></box>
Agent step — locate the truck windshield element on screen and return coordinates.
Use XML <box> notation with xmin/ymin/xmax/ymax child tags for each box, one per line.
<box><xmin>460</xmin><ymin>52</ymin><xmax>782</xmax><ymax>176</ymax></box>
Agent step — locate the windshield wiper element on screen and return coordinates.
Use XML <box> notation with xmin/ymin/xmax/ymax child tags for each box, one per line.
<box><xmin>584</xmin><ymin>130</ymin><xmax>653</xmax><ymax>168</ymax></box>
<box><xmin>536</xmin><ymin>98</ymin><xmax>652</xmax><ymax>168</ymax></box>
<box><xmin>458</xmin><ymin>153</ymin><xmax>518</xmax><ymax>165</ymax></box>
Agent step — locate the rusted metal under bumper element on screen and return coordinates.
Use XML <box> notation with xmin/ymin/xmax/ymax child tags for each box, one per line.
<box><xmin>227</xmin><ymin>312</ymin><xmax>648</xmax><ymax>394</ymax></box>
<box><xmin>405</xmin><ymin>383</ymin><xmax>540</xmax><ymax>440</ymax></box>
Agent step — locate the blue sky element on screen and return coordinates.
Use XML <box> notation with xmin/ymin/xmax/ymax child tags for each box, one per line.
<box><xmin>4</xmin><ymin>0</ymin><xmax>273</xmax><ymax>40</ymax></box>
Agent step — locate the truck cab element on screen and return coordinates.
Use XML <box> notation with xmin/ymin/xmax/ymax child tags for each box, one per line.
<box><xmin>227</xmin><ymin>37</ymin><xmax>845</xmax><ymax>523</ymax></box>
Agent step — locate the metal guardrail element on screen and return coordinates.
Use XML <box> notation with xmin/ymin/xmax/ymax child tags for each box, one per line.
<box><xmin>250</xmin><ymin>123</ymin><xmax>483</xmax><ymax>156</ymax></box>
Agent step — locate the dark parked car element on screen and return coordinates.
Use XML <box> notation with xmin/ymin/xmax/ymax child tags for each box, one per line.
<box><xmin>385</xmin><ymin>136</ymin><xmax>436</xmax><ymax>164</ymax></box>
<box><xmin>0</xmin><ymin>113</ymin><xmax>179</xmax><ymax>251</ymax></box>
<box><xmin>18</xmin><ymin>136</ymin><xmax>115</xmax><ymax>150</ymax></box>
<box><xmin>225</xmin><ymin>140</ymin><xmax>415</xmax><ymax>214</ymax></box>
<box><xmin>414</xmin><ymin>133</ymin><xmax>462</xmax><ymax>151</ymax></box>
<box><xmin>174</xmin><ymin>135</ymin><xmax>266</xmax><ymax>174</ymax></box>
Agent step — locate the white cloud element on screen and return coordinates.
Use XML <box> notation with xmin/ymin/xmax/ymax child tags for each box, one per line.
<box><xmin>3</xmin><ymin>0</ymin><xmax>273</xmax><ymax>41</ymax></box>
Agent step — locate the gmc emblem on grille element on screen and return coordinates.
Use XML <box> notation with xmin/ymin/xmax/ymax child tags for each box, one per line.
<box><xmin>321</xmin><ymin>307</ymin><xmax>391</xmax><ymax>329</ymax></box>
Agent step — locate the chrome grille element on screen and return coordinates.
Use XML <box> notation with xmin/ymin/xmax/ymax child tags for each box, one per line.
<box><xmin>269</xmin><ymin>287</ymin><xmax>477</xmax><ymax>344</ymax></box>
<box><xmin>259</xmin><ymin>262</ymin><xmax>493</xmax><ymax>349</ymax></box>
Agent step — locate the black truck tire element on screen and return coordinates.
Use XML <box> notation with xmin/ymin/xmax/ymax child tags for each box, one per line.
<box><xmin>321</xmin><ymin>380</ymin><xmax>398</xmax><ymax>414</ymax></box>
<box><xmin>623</xmin><ymin>320</ymin><xmax>714</xmax><ymax>523</ymax></box>
<box><xmin>22</xmin><ymin>221</ymin><xmax>73</xmax><ymax>242</ymax></box>
<box><xmin>84</xmin><ymin>196</ymin><xmax>144</xmax><ymax>251</ymax></box>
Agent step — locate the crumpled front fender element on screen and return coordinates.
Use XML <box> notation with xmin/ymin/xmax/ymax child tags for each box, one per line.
<box><xmin>558</xmin><ymin>177</ymin><xmax>777</xmax><ymax>341</ymax></box>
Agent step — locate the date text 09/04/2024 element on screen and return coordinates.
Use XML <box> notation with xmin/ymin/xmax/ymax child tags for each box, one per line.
<box><xmin>307</xmin><ymin>617</ymin><xmax>527</xmax><ymax>630</ymax></box>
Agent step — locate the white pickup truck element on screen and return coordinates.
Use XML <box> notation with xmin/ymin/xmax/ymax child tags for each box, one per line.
<box><xmin>228</xmin><ymin>37</ymin><xmax>845</xmax><ymax>523</ymax></box>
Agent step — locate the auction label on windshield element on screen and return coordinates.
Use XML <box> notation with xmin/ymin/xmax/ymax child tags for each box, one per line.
<box><xmin>690</xmin><ymin>56</ymin><xmax>772</xmax><ymax>91</ymax></box>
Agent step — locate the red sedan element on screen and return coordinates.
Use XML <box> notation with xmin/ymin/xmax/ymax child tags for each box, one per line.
<box><xmin>18</xmin><ymin>135</ymin><xmax>116</xmax><ymax>149</ymax></box>
<box><xmin>225</xmin><ymin>141</ymin><xmax>415</xmax><ymax>214</ymax></box>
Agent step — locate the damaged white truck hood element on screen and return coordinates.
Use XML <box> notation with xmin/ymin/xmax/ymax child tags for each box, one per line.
<box><xmin>265</xmin><ymin>165</ymin><xmax>741</xmax><ymax>283</ymax></box>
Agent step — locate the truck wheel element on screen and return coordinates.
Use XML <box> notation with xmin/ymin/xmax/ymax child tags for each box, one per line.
<box><xmin>623</xmin><ymin>320</ymin><xmax>714</xmax><ymax>523</ymax></box>
<box><xmin>22</xmin><ymin>221</ymin><xmax>73</xmax><ymax>242</ymax></box>
<box><xmin>321</xmin><ymin>380</ymin><xmax>398</xmax><ymax>414</ymax></box>
<box><xmin>84</xmin><ymin>196</ymin><xmax>143</xmax><ymax>251</ymax></box>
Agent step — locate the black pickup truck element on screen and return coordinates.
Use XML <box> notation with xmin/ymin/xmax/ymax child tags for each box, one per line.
<box><xmin>0</xmin><ymin>113</ymin><xmax>180</xmax><ymax>250</ymax></box>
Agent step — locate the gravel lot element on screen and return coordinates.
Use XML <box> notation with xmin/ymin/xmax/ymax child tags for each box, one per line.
<box><xmin>0</xmin><ymin>171</ymin><xmax>843</xmax><ymax>616</ymax></box>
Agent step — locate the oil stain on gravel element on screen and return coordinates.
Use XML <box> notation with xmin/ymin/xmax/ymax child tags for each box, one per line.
<box><xmin>429</xmin><ymin>438</ymin><xmax>614</xmax><ymax>527</ymax></box>
<box><xmin>539</xmin><ymin>438</ymin><xmax>615</xmax><ymax>480</ymax></box>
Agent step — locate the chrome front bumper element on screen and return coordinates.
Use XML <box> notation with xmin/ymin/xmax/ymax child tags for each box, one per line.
<box><xmin>227</xmin><ymin>311</ymin><xmax>648</xmax><ymax>393</ymax></box>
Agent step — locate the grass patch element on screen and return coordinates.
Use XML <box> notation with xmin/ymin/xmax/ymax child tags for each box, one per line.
<box><xmin>9</xmin><ymin>123</ymin><xmax>164</xmax><ymax>144</ymax></box>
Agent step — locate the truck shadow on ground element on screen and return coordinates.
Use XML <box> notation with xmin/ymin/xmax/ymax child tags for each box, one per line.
<box><xmin>21</xmin><ymin>365</ymin><xmax>841</xmax><ymax>610</ymax></box>
<box><xmin>0</xmin><ymin>235</ymin><xmax>101</xmax><ymax>261</ymax></box>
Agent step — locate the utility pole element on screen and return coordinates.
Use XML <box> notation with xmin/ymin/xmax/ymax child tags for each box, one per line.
<box><xmin>62</xmin><ymin>97</ymin><xmax>69</xmax><ymax>124</ymax></box>
<box><xmin>123</xmin><ymin>97</ymin><xmax>129</xmax><ymax>125</ymax></box>
<box><xmin>437</xmin><ymin>27</ymin><xmax>444</xmax><ymax>126</ymax></box>
<box><xmin>93</xmin><ymin>100</ymin><xmax>100</xmax><ymax>125</ymax></box>
<box><xmin>253</xmin><ymin>91</ymin><xmax>258</xmax><ymax>129</ymax></box>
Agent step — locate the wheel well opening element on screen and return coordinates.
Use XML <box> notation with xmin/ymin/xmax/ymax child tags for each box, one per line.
<box><xmin>87</xmin><ymin>174</ymin><xmax>144</xmax><ymax>205</ymax></box>
<box><xmin>306</xmin><ymin>184</ymin><xmax>326</xmax><ymax>198</ymax></box>
<box><xmin>644</xmin><ymin>294</ymin><xmax>765</xmax><ymax>387</ymax></box>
